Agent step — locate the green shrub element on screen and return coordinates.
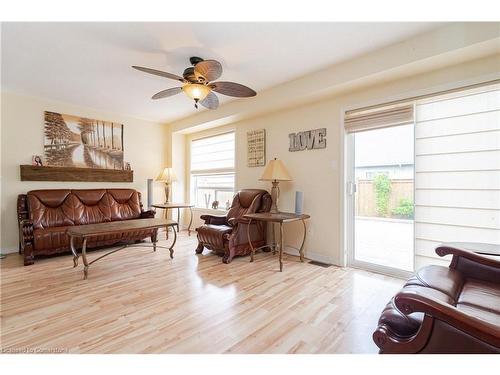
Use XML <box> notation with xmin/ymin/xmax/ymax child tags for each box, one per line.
<box><xmin>373</xmin><ymin>174</ymin><xmax>391</xmax><ymax>217</ymax></box>
<box><xmin>392</xmin><ymin>198</ymin><xmax>414</xmax><ymax>219</ymax></box>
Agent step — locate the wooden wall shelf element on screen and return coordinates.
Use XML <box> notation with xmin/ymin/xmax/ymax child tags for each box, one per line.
<box><xmin>20</xmin><ymin>165</ymin><xmax>133</xmax><ymax>182</ymax></box>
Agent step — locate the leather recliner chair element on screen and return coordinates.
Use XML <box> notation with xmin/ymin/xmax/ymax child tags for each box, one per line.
<box><xmin>195</xmin><ymin>189</ymin><xmax>272</xmax><ymax>263</ymax></box>
<box><xmin>373</xmin><ymin>245</ymin><xmax>500</xmax><ymax>353</ymax></box>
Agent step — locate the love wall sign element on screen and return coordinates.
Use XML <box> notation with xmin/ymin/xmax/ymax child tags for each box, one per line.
<box><xmin>288</xmin><ymin>128</ymin><xmax>327</xmax><ymax>152</ymax></box>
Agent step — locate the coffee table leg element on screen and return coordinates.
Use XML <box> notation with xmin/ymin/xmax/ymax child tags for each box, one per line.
<box><xmin>70</xmin><ymin>235</ymin><xmax>79</xmax><ymax>267</ymax></box>
<box><xmin>248</xmin><ymin>219</ymin><xmax>255</xmax><ymax>262</ymax></box>
<box><xmin>299</xmin><ymin>219</ymin><xmax>306</xmax><ymax>262</ymax></box>
<box><xmin>164</xmin><ymin>208</ymin><xmax>169</xmax><ymax>240</ymax></box>
<box><xmin>176</xmin><ymin>207</ymin><xmax>180</xmax><ymax>233</ymax></box>
<box><xmin>152</xmin><ymin>228</ymin><xmax>158</xmax><ymax>252</ymax></box>
<box><xmin>169</xmin><ymin>225</ymin><xmax>177</xmax><ymax>259</ymax></box>
<box><xmin>279</xmin><ymin>222</ymin><xmax>284</xmax><ymax>272</ymax></box>
<box><xmin>81</xmin><ymin>238</ymin><xmax>89</xmax><ymax>280</ymax></box>
<box><xmin>188</xmin><ymin>207</ymin><xmax>193</xmax><ymax>236</ymax></box>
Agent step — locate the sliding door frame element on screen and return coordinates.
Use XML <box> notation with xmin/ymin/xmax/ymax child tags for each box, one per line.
<box><xmin>344</xmin><ymin>126</ymin><xmax>415</xmax><ymax>280</ymax></box>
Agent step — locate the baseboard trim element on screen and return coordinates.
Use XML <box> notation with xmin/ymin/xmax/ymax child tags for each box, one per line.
<box><xmin>283</xmin><ymin>246</ymin><xmax>338</xmax><ymax>266</ymax></box>
<box><xmin>0</xmin><ymin>247</ymin><xmax>18</xmax><ymax>255</ymax></box>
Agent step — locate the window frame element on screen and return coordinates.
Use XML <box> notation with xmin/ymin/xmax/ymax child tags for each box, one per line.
<box><xmin>189</xmin><ymin>131</ymin><xmax>236</xmax><ymax>210</ymax></box>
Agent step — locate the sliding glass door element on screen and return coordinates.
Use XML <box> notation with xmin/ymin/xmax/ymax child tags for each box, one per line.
<box><xmin>346</xmin><ymin>82</ymin><xmax>500</xmax><ymax>276</ymax></box>
<box><xmin>347</xmin><ymin>124</ymin><xmax>415</xmax><ymax>274</ymax></box>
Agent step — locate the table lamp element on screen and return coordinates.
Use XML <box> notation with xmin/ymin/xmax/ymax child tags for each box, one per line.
<box><xmin>156</xmin><ymin>167</ymin><xmax>177</xmax><ymax>204</ymax></box>
<box><xmin>260</xmin><ymin>158</ymin><xmax>292</xmax><ymax>213</ymax></box>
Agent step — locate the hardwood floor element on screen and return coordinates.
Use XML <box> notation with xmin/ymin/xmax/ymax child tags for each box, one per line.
<box><xmin>1</xmin><ymin>231</ymin><xmax>404</xmax><ymax>353</ymax></box>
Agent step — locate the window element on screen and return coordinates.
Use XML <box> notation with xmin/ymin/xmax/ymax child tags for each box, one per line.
<box><xmin>190</xmin><ymin>132</ymin><xmax>235</xmax><ymax>209</ymax></box>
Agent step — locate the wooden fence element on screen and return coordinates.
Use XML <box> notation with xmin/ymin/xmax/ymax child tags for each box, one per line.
<box><xmin>356</xmin><ymin>179</ymin><xmax>413</xmax><ymax>217</ymax></box>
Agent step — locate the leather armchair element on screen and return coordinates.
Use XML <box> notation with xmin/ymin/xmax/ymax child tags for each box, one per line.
<box><xmin>373</xmin><ymin>245</ymin><xmax>500</xmax><ymax>353</ymax></box>
<box><xmin>195</xmin><ymin>189</ymin><xmax>272</xmax><ymax>263</ymax></box>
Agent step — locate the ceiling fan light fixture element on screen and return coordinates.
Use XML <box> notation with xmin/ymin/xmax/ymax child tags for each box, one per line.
<box><xmin>182</xmin><ymin>83</ymin><xmax>211</xmax><ymax>101</ymax></box>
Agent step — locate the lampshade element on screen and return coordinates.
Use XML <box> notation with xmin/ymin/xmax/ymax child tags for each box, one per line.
<box><xmin>155</xmin><ymin>167</ymin><xmax>177</xmax><ymax>183</ymax></box>
<box><xmin>182</xmin><ymin>83</ymin><xmax>211</xmax><ymax>101</ymax></box>
<box><xmin>260</xmin><ymin>158</ymin><xmax>292</xmax><ymax>181</ymax></box>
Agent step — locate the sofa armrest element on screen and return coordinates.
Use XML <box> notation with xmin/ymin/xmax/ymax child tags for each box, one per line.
<box><xmin>140</xmin><ymin>209</ymin><xmax>156</xmax><ymax>219</ymax></box>
<box><xmin>19</xmin><ymin>219</ymin><xmax>35</xmax><ymax>266</ymax></box>
<box><xmin>436</xmin><ymin>245</ymin><xmax>500</xmax><ymax>269</ymax></box>
<box><xmin>19</xmin><ymin>219</ymin><xmax>34</xmax><ymax>247</ymax></box>
<box><xmin>395</xmin><ymin>290</ymin><xmax>500</xmax><ymax>348</ymax></box>
<box><xmin>200</xmin><ymin>214</ymin><xmax>228</xmax><ymax>226</ymax></box>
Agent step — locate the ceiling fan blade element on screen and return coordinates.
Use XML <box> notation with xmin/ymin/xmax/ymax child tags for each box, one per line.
<box><xmin>152</xmin><ymin>87</ymin><xmax>182</xmax><ymax>100</ymax></box>
<box><xmin>210</xmin><ymin>81</ymin><xmax>256</xmax><ymax>97</ymax></box>
<box><xmin>194</xmin><ymin>60</ymin><xmax>223</xmax><ymax>82</ymax></box>
<box><xmin>199</xmin><ymin>92</ymin><xmax>219</xmax><ymax>110</ymax></box>
<box><xmin>132</xmin><ymin>66</ymin><xmax>185</xmax><ymax>82</ymax></box>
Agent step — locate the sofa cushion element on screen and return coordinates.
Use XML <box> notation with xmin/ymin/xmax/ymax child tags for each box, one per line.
<box><xmin>33</xmin><ymin>226</ymin><xmax>74</xmax><ymax>253</ymax></box>
<box><xmin>456</xmin><ymin>304</ymin><xmax>500</xmax><ymax>326</ymax></box>
<box><xmin>405</xmin><ymin>265</ymin><xmax>464</xmax><ymax>303</ymax></box>
<box><xmin>28</xmin><ymin>190</ymin><xmax>76</xmax><ymax>229</ymax></box>
<box><xmin>457</xmin><ymin>279</ymin><xmax>500</xmax><ymax>315</ymax></box>
<box><xmin>71</xmin><ymin>190</ymin><xmax>112</xmax><ymax>225</ymax></box>
<box><xmin>106</xmin><ymin>189</ymin><xmax>142</xmax><ymax>221</ymax></box>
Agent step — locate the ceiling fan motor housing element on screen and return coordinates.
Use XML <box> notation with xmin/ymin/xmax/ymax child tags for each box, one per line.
<box><xmin>183</xmin><ymin>67</ymin><xmax>206</xmax><ymax>83</ymax></box>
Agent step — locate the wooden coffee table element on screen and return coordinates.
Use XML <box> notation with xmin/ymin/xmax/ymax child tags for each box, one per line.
<box><xmin>244</xmin><ymin>212</ymin><xmax>310</xmax><ymax>272</ymax></box>
<box><xmin>67</xmin><ymin>218</ymin><xmax>177</xmax><ymax>279</ymax></box>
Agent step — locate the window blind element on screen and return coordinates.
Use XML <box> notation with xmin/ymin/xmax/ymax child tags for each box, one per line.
<box><xmin>190</xmin><ymin>132</ymin><xmax>235</xmax><ymax>174</ymax></box>
<box><xmin>414</xmin><ymin>83</ymin><xmax>500</xmax><ymax>268</ymax></box>
<box><xmin>345</xmin><ymin>102</ymin><xmax>414</xmax><ymax>133</ymax></box>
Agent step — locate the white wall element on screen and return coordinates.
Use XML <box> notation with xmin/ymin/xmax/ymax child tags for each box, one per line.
<box><xmin>0</xmin><ymin>92</ymin><xmax>171</xmax><ymax>254</ymax></box>
<box><xmin>176</xmin><ymin>54</ymin><xmax>500</xmax><ymax>267</ymax></box>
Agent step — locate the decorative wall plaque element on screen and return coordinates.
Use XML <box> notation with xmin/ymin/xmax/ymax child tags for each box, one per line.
<box><xmin>247</xmin><ymin>129</ymin><xmax>266</xmax><ymax>167</ymax></box>
<box><xmin>288</xmin><ymin>128</ymin><xmax>327</xmax><ymax>152</ymax></box>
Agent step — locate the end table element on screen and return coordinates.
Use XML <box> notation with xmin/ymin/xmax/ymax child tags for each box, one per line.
<box><xmin>244</xmin><ymin>212</ymin><xmax>310</xmax><ymax>272</ymax></box>
<box><xmin>152</xmin><ymin>203</ymin><xmax>194</xmax><ymax>236</ymax></box>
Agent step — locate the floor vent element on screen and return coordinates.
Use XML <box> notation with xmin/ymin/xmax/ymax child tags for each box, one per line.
<box><xmin>309</xmin><ymin>260</ymin><xmax>332</xmax><ymax>268</ymax></box>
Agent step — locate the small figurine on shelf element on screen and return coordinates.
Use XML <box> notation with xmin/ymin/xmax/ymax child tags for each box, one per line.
<box><xmin>124</xmin><ymin>162</ymin><xmax>131</xmax><ymax>171</ymax></box>
<box><xmin>32</xmin><ymin>155</ymin><xmax>43</xmax><ymax>167</ymax></box>
<box><xmin>212</xmin><ymin>200</ymin><xmax>219</xmax><ymax>210</ymax></box>
<box><xmin>225</xmin><ymin>200</ymin><xmax>231</xmax><ymax>211</ymax></box>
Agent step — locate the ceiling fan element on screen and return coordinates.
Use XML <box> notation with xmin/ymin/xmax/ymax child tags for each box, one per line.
<box><xmin>132</xmin><ymin>57</ymin><xmax>257</xmax><ymax>110</ymax></box>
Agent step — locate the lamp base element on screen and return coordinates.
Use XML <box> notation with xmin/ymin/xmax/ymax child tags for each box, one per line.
<box><xmin>270</xmin><ymin>180</ymin><xmax>280</xmax><ymax>213</ymax></box>
<box><xmin>164</xmin><ymin>183</ymin><xmax>171</xmax><ymax>204</ymax></box>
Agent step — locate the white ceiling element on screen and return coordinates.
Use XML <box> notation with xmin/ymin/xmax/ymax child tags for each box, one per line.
<box><xmin>1</xmin><ymin>22</ymin><xmax>442</xmax><ymax>123</ymax></box>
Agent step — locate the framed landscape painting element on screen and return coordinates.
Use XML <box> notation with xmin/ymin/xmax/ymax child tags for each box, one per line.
<box><xmin>44</xmin><ymin>111</ymin><xmax>124</xmax><ymax>169</ymax></box>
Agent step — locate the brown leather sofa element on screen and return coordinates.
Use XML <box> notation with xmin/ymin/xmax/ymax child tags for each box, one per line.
<box><xmin>18</xmin><ymin>189</ymin><xmax>156</xmax><ymax>265</ymax></box>
<box><xmin>373</xmin><ymin>245</ymin><xmax>500</xmax><ymax>353</ymax></box>
<box><xmin>195</xmin><ymin>189</ymin><xmax>272</xmax><ymax>263</ymax></box>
